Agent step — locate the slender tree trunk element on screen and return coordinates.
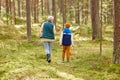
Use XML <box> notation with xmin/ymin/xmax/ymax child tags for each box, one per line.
<box><xmin>64</xmin><ymin>0</ymin><xmax>67</xmax><ymax>23</ymax></box>
<box><xmin>68</xmin><ymin>0</ymin><xmax>73</xmax><ymax>22</ymax></box>
<box><xmin>84</xmin><ymin>3</ymin><xmax>89</xmax><ymax>24</ymax></box>
<box><xmin>9</xmin><ymin>0</ymin><xmax>13</xmax><ymax>24</ymax></box>
<box><xmin>113</xmin><ymin>0</ymin><xmax>120</xmax><ymax>64</ymax></box>
<box><xmin>47</xmin><ymin>0</ymin><xmax>50</xmax><ymax>15</ymax></box>
<box><xmin>21</xmin><ymin>1</ymin><xmax>24</xmax><ymax>17</ymax></box>
<box><xmin>52</xmin><ymin>0</ymin><xmax>56</xmax><ymax>26</ymax></box>
<box><xmin>75</xmin><ymin>1</ymin><xmax>80</xmax><ymax>24</ymax></box>
<box><xmin>18</xmin><ymin>0</ymin><xmax>21</xmax><ymax>17</ymax></box>
<box><xmin>34</xmin><ymin>0</ymin><xmax>37</xmax><ymax>23</ymax></box>
<box><xmin>59</xmin><ymin>0</ymin><xmax>62</xmax><ymax>14</ymax></box>
<box><xmin>41</xmin><ymin>0</ymin><xmax>43</xmax><ymax>16</ymax></box>
<box><xmin>6</xmin><ymin>0</ymin><xmax>9</xmax><ymax>24</ymax></box>
<box><xmin>13</xmin><ymin>0</ymin><xmax>16</xmax><ymax>24</ymax></box>
<box><xmin>0</xmin><ymin>0</ymin><xmax>1</xmax><ymax>17</ymax></box>
<box><xmin>36</xmin><ymin>0</ymin><xmax>39</xmax><ymax>22</ymax></box>
<box><xmin>31</xmin><ymin>0</ymin><xmax>34</xmax><ymax>17</ymax></box>
<box><xmin>46</xmin><ymin>0</ymin><xmax>52</xmax><ymax>15</ymax></box>
<box><xmin>26</xmin><ymin>0</ymin><xmax>31</xmax><ymax>40</ymax></box>
<box><xmin>90</xmin><ymin>0</ymin><xmax>100</xmax><ymax>40</ymax></box>
<box><xmin>100</xmin><ymin>0</ymin><xmax>103</xmax><ymax>56</ymax></box>
<box><xmin>61</xmin><ymin>0</ymin><xmax>66</xmax><ymax>29</ymax></box>
<box><xmin>9</xmin><ymin>0</ymin><xmax>11</xmax><ymax>13</ymax></box>
<box><xmin>107</xmin><ymin>1</ymin><xmax>113</xmax><ymax>24</ymax></box>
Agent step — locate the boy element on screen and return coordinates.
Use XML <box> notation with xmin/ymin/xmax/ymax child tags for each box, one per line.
<box><xmin>60</xmin><ymin>23</ymin><xmax>74</xmax><ymax>63</ymax></box>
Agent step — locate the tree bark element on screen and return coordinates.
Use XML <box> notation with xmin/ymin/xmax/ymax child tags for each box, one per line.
<box><xmin>90</xmin><ymin>0</ymin><xmax>100</xmax><ymax>40</ymax></box>
<box><xmin>36</xmin><ymin>0</ymin><xmax>39</xmax><ymax>22</ymax></box>
<box><xmin>113</xmin><ymin>0</ymin><xmax>120</xmax><ymax>64</ymax></box>
<box><xmin>9</xmin><ymin>0</ymin><xmax>13</xmax><ymax>24</ymax></box>
<box><xmin>34</xmin><ymin>0</ymin><xmax>37</xmax><ymax>23</ymax></box>
<box><xmin>75</xmin><ymin>0</ymin><xmax>80</xmax><ymax>24</ymax></box>
<box><xmin>46</xmin><ymin>0</ymin><xmax>52</xmax><ymax>15</ymax></box>
<box><xmin>18</xmin><ymin>0</ymin><xmax>21</xmax><ymax>17</ymax></box>
<box><xmin>21</xmin><ymin>1</ymin><xmax>25</xmax><ymax>17</ymax></box>
<box><xmin>41</xmin><ymin>0</ymin><xmax>43</xmax><ymax>15</ymax></box>
<box><xmin>61</xmin><ymin>0</ymin><xmax>66</xmax><ymax>29</ymax></box>
<box><xmin>26</xmin><ymin>0</ymin><xmax>31</xmax><ymax>40</ymax></box>
<box><xmin>52</xmin><ymin>0</ymin><xmax>56</xmax><ymax>26</ymax></box>
<box><xmin>6</xmin><ymin>0</ymin><xmax>9</xmax><ymax>24</ymax></box>
<box><xmin>13</xmin><ymin>0</ymin><xmax>16</xmax><ymax>24</ymax></box>
<box><xmin>0</xmin><ymin>0</ymin><xmax>1</xmax><ymax>17</ymax></box>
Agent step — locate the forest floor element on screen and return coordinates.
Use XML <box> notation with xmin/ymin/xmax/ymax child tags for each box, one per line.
<box><xmin>0</xmin><ymin>24</ymin><xmax>120</xmax><ymax>80</ymax></box>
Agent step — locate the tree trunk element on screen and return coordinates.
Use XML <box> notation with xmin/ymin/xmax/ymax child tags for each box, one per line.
<box><xmin>9</xmin><ymin>0</ymin><xmax>13</xmax><ymax>24</ymax></box>
<box><xmin>34</xmin><ymin>0</ymin><xmax>37</xmax><ymax>23</ymax></box>
<box><xmin>36</xmin><ymin>0</ymin><xmax>39</xmax><ymax>22</ymax></box>
<box><xmin>113</xmin><ymin>0</ymin><xmax>120</xmax><ymax>64</ymax></box>
<box><xmin>52</xmin><ymin>0</ymin><xmax>56</xmax><ymax>26</ymax></box>
<box><xmin>31</xmin><ymin>0</ymin><xmax>34</xmax><ymax>17</ymax></box>
<box><xmin>26</xmin><ymin>0</ymin><xmax>31</xmax><ymax>40</ymax></box>
<box><xmin>47</xmin><ymin>0</ymin><xmax>50</xmax><ymax>15</ymax></box>
<box><xmin>68</xmin><ymin>0</ymin><xmax>73</xmax><ymax>22</ymax></box>
<box><xmin>21</xmin><ymin>1</ymin><xmax>25</xmax><ymax>17</ymax></box>
<box><xmin>61</xmin><ymin>0</ymin><xmax>66</xmax><ymax>29</ymax></box>
<box><xmin>59</xmin><ymin>0</ymin><xmax>62</xmax><ymax>15</ymax></box>
<box><xmin>90</xmin><ymin>0</ymin><xmax>100</xmax><ymax>40</ymax></box>
<box><xmin>75</xmin><ymin>0</ymin><xmax>80</xmax><ymax>24</ymax></box>
<box><xmin>0</xmin><ymin>0</ymin><xmax>1</xmax><ymax>17</ymax></box>
<box><xmin>41</xmin><ymin>0</ymin><xmax>43</xmax><ymax>15</ymax></box>
<box><xmin>6</xmin><ymin>0</ymin><xmax>9</xmax><ymax>24</ymax></box>
<box><xmin>84</xmin><ymin>2</ymin><xmax>89</xmax><ymax>24</ymax></box>
<box><xmin>18</xmin><ymin>0</ymin><xmax>21</xmax><ymax>17</ymax></box>
<box><xmin>13</xmin><ymin>0</ymin><xmax>16</xmax><ymax>24</ymax></box>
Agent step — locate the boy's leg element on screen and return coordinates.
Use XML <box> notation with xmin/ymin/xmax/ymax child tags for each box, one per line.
<box><xmin>62</xmin><ymin>46</ymin><xmax>66</xmax><ymax>62</ymax></box>
<box><xmin>66</xmin><ymin>46</ymin><xmax>70</xmax><ymax>62</ymax></box>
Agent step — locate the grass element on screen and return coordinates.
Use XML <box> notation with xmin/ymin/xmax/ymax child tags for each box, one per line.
<box><xmin>0</xmin><ymin>39</ymin><xmax>119</xmax><ymax>80</ymax></box>
<box><xmin>0</xmin><ymin>24</ymin><xmax>120</xmax><ymax>80</ymax></box>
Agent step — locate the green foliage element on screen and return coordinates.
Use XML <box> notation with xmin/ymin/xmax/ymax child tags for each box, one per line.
<box><xmin>15</xmin><ymin>17</ymin><xmax>26</xmax><ymax>25</ymax></box>
<box><xmin>71</xmin><ymin>23</ymin><xmax>92</xmax><ymax>38</ymax></box>
<box><xmin>0</xmin><ymin>39</ymin><xmax>119</xmax><ymax>80</ymax></box>
<box><xmin>0</xmin><ymin>25</ymin><xmax>19</xmax><ymax>39</ymax></box>
<box><xmin>108</xmin><ymin>64</ymin><xmax>120</xmax><ymax>74</ymax></box>
<box><xmin>0</xmin><ymin>23</ymin><xmax>119</xmax><ymax>80</ymax></box>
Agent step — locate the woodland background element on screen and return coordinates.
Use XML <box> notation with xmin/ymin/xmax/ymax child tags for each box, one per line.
<box><xmin>0</xmin><ymin>0</ymin><xmax>120</xmax><ymax>80</ymax></box>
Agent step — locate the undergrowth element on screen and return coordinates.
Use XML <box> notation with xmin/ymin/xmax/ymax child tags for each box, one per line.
<box><xmin>0</xmin><ymin>24</ymin><xmax>119</xmax><ymax>80</ymax></box>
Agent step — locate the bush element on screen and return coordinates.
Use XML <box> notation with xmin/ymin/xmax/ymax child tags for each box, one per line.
<box><xmin>15</xmin><ymin>17</ymin><xmax>26</xmax><ymax>25</ymax></box>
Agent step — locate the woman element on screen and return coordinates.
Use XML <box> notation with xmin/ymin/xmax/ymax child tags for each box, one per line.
<box><xmin>38</xmin><ymin>16</ymin><xmax>56</xmax><ymax>63</ymax></box>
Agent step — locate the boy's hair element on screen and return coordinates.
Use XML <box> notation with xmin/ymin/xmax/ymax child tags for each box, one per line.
<box><xmin>65</xmin><ymin>23</ymin><xmax>70</xmax><ymax>28</ymax></box>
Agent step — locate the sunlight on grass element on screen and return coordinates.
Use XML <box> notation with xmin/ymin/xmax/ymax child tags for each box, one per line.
<box><xmin>0</xmin><ymin>24</ymin><xmax>120</xmax><ymax>80</ymax></box>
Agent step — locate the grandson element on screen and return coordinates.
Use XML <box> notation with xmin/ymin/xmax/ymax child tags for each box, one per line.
<box><xmin>60</xmin><ymin>23</ymin><xmax>74</xmax><ymax>63</ymax></box>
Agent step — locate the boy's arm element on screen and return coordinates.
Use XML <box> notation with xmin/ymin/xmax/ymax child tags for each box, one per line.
<box><xmin>71</xmin><ymin>33</ymin><xmax>74</xmax><ymax>46</ymax></box>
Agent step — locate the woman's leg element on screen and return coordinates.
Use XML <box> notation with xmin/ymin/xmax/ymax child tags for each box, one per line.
<box><xmin>48</xmin><ymin>42</ymin><xmax>52</xmax><ymax>54</ymax></box>
<box><xmin>44</xmin><ymin>42</ymin><xmax>51</xmax><ymax>63</ymax></box>
<box><xmin>43</xmin><ymin>42</ymin><xmax>49</xmax><ymax>54</ymax></box>
<box><xmin>48</xmin><ymin>42</ymin><xmax>52</xmax><ymax>63</ymax></box>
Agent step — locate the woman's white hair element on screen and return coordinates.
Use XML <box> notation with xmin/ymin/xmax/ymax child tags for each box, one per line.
<box><xmin>48</xmin><ymin>16</ymin><xmax>54</xmax><ymax>21</ymax></box>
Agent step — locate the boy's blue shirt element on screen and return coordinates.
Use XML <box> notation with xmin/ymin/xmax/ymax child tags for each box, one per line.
<box><xmin>62</xmin><ymin>28</ymin><xmax>72</xmax><ymax>46</ymax></box>
<box><xmin>63</xmin><ymin>28</ymin><xmax>72</xmax><ymax>33</ymax></box>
